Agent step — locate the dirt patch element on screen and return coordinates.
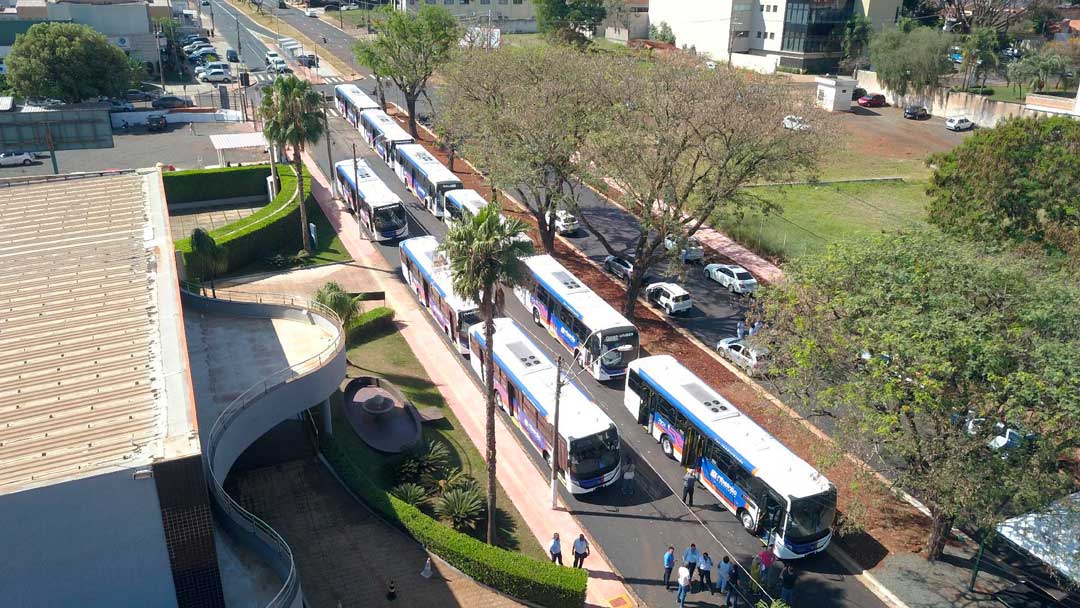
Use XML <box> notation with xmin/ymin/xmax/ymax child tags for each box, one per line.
<box><xmin>384</xmin><ymin>106</ymin><xmax>932</xmax><ymax>570</ymax></box>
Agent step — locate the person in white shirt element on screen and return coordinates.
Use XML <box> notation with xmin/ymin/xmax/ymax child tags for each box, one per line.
<box><xmin>572</xmin><ymin>534</ymin><xmax>590</xmax><ymax>568</ymax></box>
<box><xmin>549</xmin><ymin>532</ymin><xmax>562</xmax><ymax>565</ymax></box>
<box><xmin>698</xmin><ymin>551</ymin><xmax>714</xmax><ymax>595</ymax></box>
<box><xmin>676</xmin><ymin>564</ymin><xmax>692</xmax><ymax>607</ymax></box>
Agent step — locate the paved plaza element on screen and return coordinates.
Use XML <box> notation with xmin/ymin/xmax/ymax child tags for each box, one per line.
<box><xmin>170</xmin><ymin>203</ymin><xmax>264</xmax><ymax>239</ymax></box>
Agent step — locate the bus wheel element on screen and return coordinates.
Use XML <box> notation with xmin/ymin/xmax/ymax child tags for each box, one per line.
<box><xmin>739</xmin><ymin>509</ymin><xmax>757</xmax><ymax>533</ymax></box>
<box><xmin>660</xmin><ymin>435</ymin><xmax>674</xmax><ymax>459</ymax></box>
<box><xmin>532</xmin><ymin>308</ymin><xmax>541</xmax><ymax>326</ymax></box>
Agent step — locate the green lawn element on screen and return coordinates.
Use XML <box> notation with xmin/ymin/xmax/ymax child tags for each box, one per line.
<box><xmin>340</xmin><ymin>326</ymin><xmax>547</xmax><ymax>562</ymax></box>
<box><xmin>717</xmin><ymin>180</ymin><xmax>930</xmax><ymax>260</ymax></box>
<box><xmin>818</xmin><ymin>147</ymin><xmax>934</xmax><ymax>182</ymax></box>
<box><xmin>227</xmin><ymin>198</ymin><xmax>351</xmax><ymax>276</ymax></box>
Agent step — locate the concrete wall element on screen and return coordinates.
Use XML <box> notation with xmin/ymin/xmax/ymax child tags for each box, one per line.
<box><xmin>731</xmin><ymin>52</ymin><xmax>780</xmax><ymax>73</ymax></box>
<box><xmin>111</xmin><ymin>109</ymin><xmax>243</xmax><ymax>127</ymax></box>
<box><xmin>855</xmin><ymin>69</ymin><xmax>1026</xmax><ymax>127</ymax></box>
<box><xmin>49</xmin><ymin>1</ymin><xmax>150</xmax><ymax>35</ymax></box>
<box><xmin>0</xmin><ymin>467</ymin><xmax>178</xmax><ymax>608</ymax></box>
<box><xmin>650</xmin><ymin>0</ymin><xmax>732</xmax><ymax>60</ymax></box>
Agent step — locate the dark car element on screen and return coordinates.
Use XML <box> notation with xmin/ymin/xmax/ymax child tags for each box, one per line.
<box><xmin>125</xmin><ymin>88</ymin><xmax>154</xmax><ymax>102</ymax></box>
<box><xmin>903</xmin><ymin>105</ymin><xmax>929</xmax><ymax>120</ymax></box>
<box><xmin>226</xmin><ymin>48</ymin><xmax>239</xmax><ymax>62</ymax></box>
<box><xmin>297</xmin><ymin>54</ymin><xmax>320</xmax><ymax>68</ymax></box>
<box><xmin>152</xmin><ymin>96</ymin><xmax>193</xmax><ymax>109</ymax></box>
<box><xmin>851</xmin><ymin>87</ymin><xmax>867</xmax><ymax>101</ymax></box>
<box><xmin>324</xmin><ymin>1</ymin><xmax>340</xmax><ymax>9</ymax></box>
<box><xmin>147</xmin><ymin>114</ymin><xmax>168</xmax><ymax>132</ymax></box>
<box><xmin>108</xmin><ymin>99</ymin><xmax>135</xmax><ymax>113</ymax></box>
<box><xmin>857</xmin><ymin>93</ymin><xmax>887</xmax><ymax>108</ymax></box>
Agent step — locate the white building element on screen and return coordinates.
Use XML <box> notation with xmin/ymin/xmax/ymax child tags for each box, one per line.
<box><xmin>14</xmin><ymin>0</ymin><xmax>173</xmax><ymax>65</ymax></box>
<box><xmin>649</xmin><ymin>0</ymin><xmax>901</xmax><ymax>73</ymax></box>
<box><xmin>395</xmin><ymin>0</ymin><xmax>537</xmax><ymax>33</ymax></box>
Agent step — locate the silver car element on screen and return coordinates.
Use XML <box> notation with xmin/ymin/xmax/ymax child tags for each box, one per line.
<box><xmin>703</xmin><ymin>263</ymin><xmax>758</xmax><ymax>294</ymax></box>
<box><xmin>0</xmin><ymin>152</ymin><xmax>35</xmax><ymax>167</ymax></box>
<box><xmin>716</xmin><ymin>338</ymin><xmax>768</xmax><ymax>375</ymax></box>
<box><xmin>664</xmin><ymin>235</ymin><xmax>704</xmax><ymax>263</ymax></box>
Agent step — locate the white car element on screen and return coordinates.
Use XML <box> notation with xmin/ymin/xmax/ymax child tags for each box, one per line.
<box><xmin>945</xmin><ymin>116</ymin><xmax>974</xmax><ymax>131</ymax></box>
<box><xmin>0</xmin><ymin>152</ymin><xmax>34</xmax><ymax>167</ymax></box>
<box><xmin>268</xmin><ymin>58</ymin><xmax>290</xmax><ymax>74</ymax></box>
<box><xmin>664</xmin><ymin>234</ymin><xmax>704</xmax><ymax>263</ymax></box>
<box><xmin>645</xmin><ymin>282</ymin><xmax>692</xmax><ymax>315</ymax></box>
<box><xmin>703</xmin><ymin>263</ymin><xmax>758</xmax><ymax>294</ymax></box>
<box><xmin>304</xmin><ymin>7</ymin><xmax>318</xmax><ymax>16</ymax></box>
<box><xmin>548</xmin><ymin>209</ymin><xmax>579</xmax><ymax>235</ymax></box>
<box><xmin>199</xmin><ymin>69</ymin><xmax>232</xmax><ymax>83</ymax></box>
<box><xmin>716</xmin><ymin>337</ymin><xmax>768</xmax><ymax>375</ymax></box>
<box><xmin>184</xmin><ymin>42</ymin><xmax>213</xmax><ymax>54</ymax></box>
<box><xmin>783</xmin><ymin>115</ymin><xmax>810</xmax><ymax>131</ymax></box>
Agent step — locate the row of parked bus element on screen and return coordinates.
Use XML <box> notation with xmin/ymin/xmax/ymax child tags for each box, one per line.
<box><xmin>335</xmin><ymin>83</ymin><xmax>838</xmax><ymax>560</ymax></box>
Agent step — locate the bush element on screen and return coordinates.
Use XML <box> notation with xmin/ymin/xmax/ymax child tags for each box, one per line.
<box><xmin>435</xmin><ymin>486</ymin><xmax>485</xmax><ymax>532</ymax></box>
<box><xmin>163</xmin><ymin>165</ymin><xmax>271</xmax><ymax>205</ymax></box>
<box><xmin>391</xmin><ymin>482</ymin><xmax>428</xmax><ymax>508</ymax></box>
<box><xmin>323</xmin><ymin>438</ymin><xmax>587</xmax><ymax>608</ymax></box>
<box><xmin>346</xmin><ymin>306</ymin><xmax>396</xmax><ymax>343</ymax></box>
<box><xmin>396</xmin><ymin>440</ymin><xmax>450</xmax><ymax>483</ymax></box>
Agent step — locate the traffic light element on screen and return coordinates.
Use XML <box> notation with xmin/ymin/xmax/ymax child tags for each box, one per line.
<box><xmin>240</xmin><ymin>71</ymin><xmax>250</xmax><ymax>87</ymax></box>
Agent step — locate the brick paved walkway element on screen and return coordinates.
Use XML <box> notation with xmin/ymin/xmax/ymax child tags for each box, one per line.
<box><xmin>170</xmin><ymin>203</ymin><xmax>263</xmax><ymax>239</ymax></box>
<box><xmin>230</xmin><ymin>458</ymin><xmax>523</xmax><ymax>608</ymax></box>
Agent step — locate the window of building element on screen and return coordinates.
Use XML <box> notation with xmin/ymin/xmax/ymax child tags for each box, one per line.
<box><xmin>756</xmin><ymin>31</ymin><xmax>761</xmax><ymax>38</ymax></box>
<box><xmin>481</xmin><ymin>0</ymin><xmax>490</xmax><ymax>4</ymax></box>
<box><xmin>460</xmin><ymin>0</ymin><xmax>469</xmax><ymax>4</ymax></box>
<box><xmin>499</xmin><ymin>0</ymin><xmax>508</xmax><ymax>4</ymax></box>
<box><xmin>513</xmin><ymin>0</ymin><xmax>523</xmax><ymax>4</ymax></box>
<box><xmin>734</xmin><ymin>30</ymin><xmax>750</xmax><ymax>37</ymax></box>
<box><xmin>772</xmin><ymin>4</ymin><xmax>778</xmax><ymax>11</ymax></box>
<box><xmin>769</xmin><ymin>32</ymin><xmax>775</xmax><ymax>39</ymax></box>
<box><xmin>444</xmin><ymin>0</ymin><xmax>453</xmax><ymax>4</ymax></box>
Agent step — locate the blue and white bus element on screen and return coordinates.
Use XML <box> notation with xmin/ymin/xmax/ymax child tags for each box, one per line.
<box><xmin>468</xmin><ymin>317</ymin><xmax>622</xmax><ymax>493</ymax></box>
<box><xmin>334</xmin><ymin>84</ymin><xmax>379</xmax><ymax>129</ymax></box>
<box><xmin>333</xmin><ymin>158</ymin><xmax>408</xmax><ymax>241</ymax></box>
<box><xmin>443</xmin><ymin>188</ymin><xmax>488</xmax><ymax>226</ymax></box>
<box><xmin>626</xmin><ymin>355</ymin><xmax>837</xmax><ymax>559</ymax></box>
<box><xmin>359</xmin><ymin>109</ymin><xmax>414</xmax><ymax>165</ymax></box>
<box><xmin>393</xmin><ymin>143</ymin><xmax>463</xmax><ymax>218</ymax></box>
<box><xmin>513</xmin><ymin>255</ymin><xmax>639</xmax><ymax>381</ymax></box>
<box><xmin>399</xmin><ymin>236</ymin><xmax>479</xmax><ymax>354</ymax></box>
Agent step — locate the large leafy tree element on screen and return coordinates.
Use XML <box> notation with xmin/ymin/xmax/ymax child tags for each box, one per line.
<box><xmin>578</xmin><ymin>58</ymin><xmax>825</xmax><ymax>318</ymax></box>
<box><xmin>189</xmin><ymin>228</ymin><xmax>228</xmax><ymax>296</ymax></box>
<box><xmin>869</xmin><ymin>27</ymin><xmax>954</xmax><ymax>98</ymax></box>
<box><xmin>354</xmin><ymin>5</ymin><xmax>461</xmax><ymax>137</ymax></box>
<box><xmin>439</xmin><ymin>203</ymin><xmax>534</xmax><ymax>545</ymax></box>
<box><xmin>927</xmin><ymin>116</ymin><xmax>1080</xmax><ymax>250</ymax></box>
<box><xmin>841</xmin><ymin>14</ymin><xmax>873</xmax><ymax>72</ymax></box>
<box><xmin>758</xmin><ymin>230</ymin><xmax>1080</xmax><ymax>561</ymax></box>
<box><xmin>534</xmin><ymin>0</ymin><xmax>607</xmax><ymax>43</ymax></box>
<box><xmin>959</xmin><ymin>27</ymin><xmax>998</xmax><ymax>90</ymax></box>
<box><xmin>439</xmin><ymin>45</ymin><xmax>601</xmax><ymax>254</ymax></box>
<box><xmin>259</xmin><ymin>75</ymin><xmax>325</xmax><ymax>253</ymax></box>
<box><xmin>313</xmin><ymin>281</ymin><xmax>362</xmax><ymax>327</ymax></box>
<box><xmin>7</xmin><ymin>23</ymin><xmax>139</xmax><ymax>102</ymax></box>
<box><xmin>929</xmin><ymin>0</ymin><xmax>1026</xmax><ymax>33</ymax></box>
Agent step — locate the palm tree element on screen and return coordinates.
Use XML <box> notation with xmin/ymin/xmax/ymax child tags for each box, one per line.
<box><xmin>313</xmin><ymin>281</ymin><xmax>362</xmax><ymax>327</ymax></box>
<box><xmin>439</xmin><ymin>202</ymin><xmax>533</xmax><ymax>544</ymax></box>
<box><xmin>189</xmin><ymin>228</ymin><xmax>228</xmax><ymax>297</ymax></box>
<box><xmin>259</xmin><ymin>75</ymin><xmax>325</xmax><ymax>253</ymax></box>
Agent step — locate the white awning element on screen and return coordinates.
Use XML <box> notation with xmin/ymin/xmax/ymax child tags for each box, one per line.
<box><xmin>209</xmin><ymin>132</ymin><xmax>267</xmax><ymax>151</ymax></box>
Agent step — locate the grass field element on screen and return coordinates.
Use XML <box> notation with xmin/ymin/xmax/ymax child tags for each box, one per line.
<box><xmin>817</xmin><ymin>147</ymin><xmax>934</xmax><ymax>182</ymax></box>
<box><xmin>228</xmin><ymin>198</ymin><xmax>351</xmax><ymax>276</ymax></box>
<box><xmin>718</xmin><ymin>180</ymin><xmax>930</xmax><ymax>260</ymax></box>
<box><xmin>342</xmin><ymin>326</ymin><xmax>547</xmax><ymax>562</ymax></box>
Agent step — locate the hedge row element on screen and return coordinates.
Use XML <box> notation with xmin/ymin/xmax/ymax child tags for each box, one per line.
<box><xmin>175</xmin><ymin>165</ymin><xmax>309</xmax><ymax>277</ymax></box>
<box><xmin>163</xmin><ymin>165</ymin><xmax>272</xmax><ymax>205</ymax></box>
<box><xmin>322</xmin><ymin>439</ymin><xmax>588</xmax><ymax>608</ymax></box>
<box><xmin>346</xmin><ymin>307</ymin><xmax>396</xmax><ymax>343</ymax></box>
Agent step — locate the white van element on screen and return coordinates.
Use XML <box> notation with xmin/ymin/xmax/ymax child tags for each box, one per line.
<box><xmin>195</xmin><ymin>61</ymin><xmax>231</xmax><ymax>76</ymax></box>
<box><xmin>645</xmin><ymin>282</ymin><xmax>693</xmax><ymax>315</ymax></box>
<box><xmin>264</xmin><ymin>51</ymin><xmax>281</xmax><ymax>67</ymax></box>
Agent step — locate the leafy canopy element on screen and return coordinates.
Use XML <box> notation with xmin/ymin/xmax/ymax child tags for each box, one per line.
<box><xmin>759</xmin><ymin>230</ymin><xmax>1080</xmax><ymax>558</ymax></box>
<box><xmin>927</xmin><ymin>116</ymin><xmax>1080</xmax><ymax>249</ymax></box>
<box><xmin>7</xmin><ymin>23</ymin><xmax>141</xmax><ymax>102</ymax></box>
<box><xmin>313</xmin><ymin>281</ymin><xmax>362</xmax><ymax>327</ymax></box>
<box><xmin>439</xmin><ymin>202</ymin><xmax>534</xmax><ymax>306</ymax></box>
<box><xmin>869</xmin><ymin>26</ymin><xmax>954</xmax><ymax>97</ymax></box>
<box><xmin>534</xmin><ymin>0</ymin><xmax>607</xmax><ymax>42</ymax></box>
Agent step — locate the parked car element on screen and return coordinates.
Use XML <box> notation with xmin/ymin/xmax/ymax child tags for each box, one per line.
<box><xmin>341</xmin><ymin>1</ymin><xmax>359</xmax><ymax>8</ymax></box>
<box><xmin>548</xmin><ymin>209</ymin><xmax>579</xmax><ymax>235</ymax></box>
<box><xmin>0</xmin><ymin>151</ymin><xmax>35</xmax><ymax>167</ymax></box>
<box><xmin>199</xmin><ymin>69</ymin><xmax>232</xmax><ymax>83</ymax></box>
<box><xmin>663</xmin><ymin>234</ymin><xmax>704</xmax><ymax>263</ymax></box>
<box><xmin>903</xmin><ymin>105</ymin><xmax>929</xmax><ymax>120</ymax></box>
<box><xmin>297</xmin><ymin>54</ymin><xmax>320</xmax><ymax>68</ymax></box>
<box><xmin>226</xmin><ymin>48</ymin><xmax>239</xmax><ymax>62</ymax></box>
<box><xmin>182</xmin><ymin>34</ymin><xmax>208</xmax><ymax>44</ymax></box>
<box><xmin>603</xmin><ymin>254</ymin><xmax>636</xmax><ymax>282</ymax></box>
<box><xmin>851</xmin><ymin>87</ymin><xmax>867</xmax><ymax>100</ymax></box>
<box><xmin>147</xmin><ymin>114</ymin><xmax>168</xmax><ymax>132</ymax></box>
<box><xmin>183</xmin><ymin>42</ymin><xmax>213</xmax><ymax>54</ymax></box>
<box><xmin>108</xmin><ymin>99</ymin><xmax>135</xmax><ymax>113</ymax></box>
<box><xmin>961</xmin><ymin>414</ymin><xmax>1037</xmax><ymax>453</ymax></box>
<box><xmin>716</xmin><ymin>338</ymin><xmax>768</xmax><ymax>375</ymax></box>
<box><xmin>304</xmin><ymin>7</ymin><xmax>318</xmax><ymax>16</ymax></box>
<box><xmin>645</xmin><ymin>282</ymin><xmax>692</xmax><ymax>315</ymax></box>
<box><xmin>703</xmin><ymin>263</ymin><xmax>758</xmax><ymax>294</ymax></box>
<box><xmin>152</xmin><ymin>95</ymin><xmax>193</xmax><ymax>109</ymax></box>
<box><xmin>324</xmin><ymin>1</ymin><xmax>340</xmax><ymax>9</ymax></box>
<box><xmin>28</xmin><ymin>98</ymin><xmax>63</xmax><ymax>107</ymax></box>
<box><xmin>264</xmin><ymin>51</ymin><xmax>281</xmax><ymax>66</ymax></box>
<box><xmin>201</xmin><ymin>0</ymin><xmax>210</xmax><ymax>5</ymax></box>
<box><xmin>782</xmin><ymin>115</ymin><xmax>810</xmax><ymax>131</ymax></box>
<box><xmin>857</xmin><ymin>93</ymin><xmax>887</xmax><ymax>108</ymax></box>
<box><xmin>195</xmin><ymin>61</ymin><xmax>230</xmax><ymax>76</ymax></box>
<box><xmin>945</xmin><ymin>116</ymin><xmax>974</xmax><ymax>131</ymax></box>
<box><xmin>125</xmin><ymin>88</ymin><xmax>154</xmax><ymax>102</ymax></box>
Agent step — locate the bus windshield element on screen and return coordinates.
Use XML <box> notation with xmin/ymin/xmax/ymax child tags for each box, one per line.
<box><xmin>569</xmin><ymin>425</ymin><xmax>620</xmax><ymax>481</ymax></box>
<box><xmin>786</xmin><ymin>489</ymin><xmax>837</xmax><ymax>542</ymax></box>
<box><xmin>374</xmin><ymin>204</ymin><xmax>407</xmax><ymax>232</ymax></box>
<box><xmin>457</xmin><ymin>309</ymin><xmax>480</xmax><ymax>333</ymax></box>
<box><xmin>601</xmin><ymin>329</ymin><xmax>639</xmax><ymax>369</ymax></box>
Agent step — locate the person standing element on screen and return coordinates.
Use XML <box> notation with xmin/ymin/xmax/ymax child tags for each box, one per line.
<box><xmin>681</xmin><ymin>468</ymin><xmax>697</xmax><ymax>506</ymax></box>
<box><xmin>622</xmin><ymin>458</ymin><xmax>636</xmax><ymax>496</ymax></box>
<box><xmin>663</xmin><ymin>546</ymin><xmax>676</xmax><ymax>591</ymax></box>
<box><xmin>717</xmin><ymin>555</ymin><xmax>733</xmax><ymax>594</ymax></box>
<box><xmin>725</xmin><ymin>564</ymin><xmax>741</xmax><ymax>607</ymax></box>
<box><xmin>736</xmin><ymin>320</ymin><xmax>746</xmax><ymax>339</ymax></box>
<box><xmin>548</xmin><ymin>532</ymin><xmax>562</xmax><ymax>565</ymax></box>
<box><xmin>780</xmin><ymin>563</ymin><xmax>797</xmax><ymax>606</ymax></box>
<box><xmin>676</xmin><ymin>563</ymin><xmax>691</xmax><ymax>608</ymax></box>
<box><xmin>683</xmin><ymin>543</ymin><xmax>700</xmax><ymax>579</ymax></box>
<box><xmin>572</xmin><ymin>534</ymin><xmax>590</xmax><ymax>569</ymax></box>
<box><xmin>759</xmin><ymin>544</ymin><xmax>778</xmax><ymax>592</ymax></box>
<box><xmin>698</xmin><ymin>551</ymin><xmax>714</xmax><ymax>595</ymax></box>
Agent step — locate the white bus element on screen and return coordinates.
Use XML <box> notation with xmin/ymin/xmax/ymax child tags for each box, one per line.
<box><xmin>443</xmin><ymin>188</ymin><xmax>488</xmax><ymax>226</ymax></box>
<box><xmin>333</xmin><ymin>158</ymin><xmax>408</xmax><ymax>241</ymax></box>
<box><xmin>468</xmin><ymin>317</ymin><xmax>622</xmax><ymax>493</ymax></box>
<box><xmin>514</xmin><ymin>255</ymin><xmax>639</xmax><ymax>381</ymax></box>
<box><xmin>393</xmin><ymin>143</ymin><xmax>463</xmax><ymax>218</ymax></box>
<box><xmin>334</xmin><ymin>84</ymin><xmax>379</xmax><ymax>129</ymax></box>
<box><xmin>399</xmin><ymin>236</ymin><xmax>479</xmax><ymax>354</ymax></box>
<box><xmin>359</xmin><ymin>109</ymin><xmax>414</xmax><ymax>165</ymax></box>
<box><xmin>626</xmin><ymin>355</ymin><xmax>837</xmax><ymax>559</ymax></box>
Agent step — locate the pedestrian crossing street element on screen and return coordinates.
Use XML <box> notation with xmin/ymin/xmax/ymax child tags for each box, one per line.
<box><xmin>249</xmin><ymin>73</ymin><xmax>348</xmax><ymax>84</ymax></box>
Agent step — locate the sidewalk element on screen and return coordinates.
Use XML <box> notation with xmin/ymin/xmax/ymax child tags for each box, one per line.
<box><xmin>299</xmin><ymin>150</ymin><xmax>636</xmax><ymax>608</ymax></box>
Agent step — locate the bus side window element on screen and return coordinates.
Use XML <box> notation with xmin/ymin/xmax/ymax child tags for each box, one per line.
<box><xmin>627</xmin><ymin>369</ymin><xmax>643</xmax><ymax>394</ymax></box>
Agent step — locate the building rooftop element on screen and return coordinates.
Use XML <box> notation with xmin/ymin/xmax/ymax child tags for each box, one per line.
<box><xmin>0</xmin><ymin>169</ymin><xmax>198</xmax><ymax>496</ymax></box>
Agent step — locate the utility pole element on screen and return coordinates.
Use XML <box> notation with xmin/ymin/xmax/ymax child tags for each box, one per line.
<box><xmin>236</xmin><ymin>15</ymin><xmax>242</xmax><ymax>63</ymax></box>
<box><xmin>323</xmin><ymin>98</ymin><xmax>333</xmax><ymax>176</ymax></box>
<box><xmin>550</xmin><ymin>355</ymin><xmax>562</xmax><ymax>510</ymax></box>
<box><xmin>352</xmin><ymin>143</ymin><xmax>360</xmax><ymax>213</ymax></box>
<box><xmin>209</xmin><ymin>1</ymin><xmax>216</xmax><ymax>37</ymax></box>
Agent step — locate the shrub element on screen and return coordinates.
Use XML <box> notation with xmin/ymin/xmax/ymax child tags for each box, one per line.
<box><xmin>163</xmin><ymin>165</ymin><xmax>271</xmax><ymax>205</ymax></box>
<box><xmin>323</xmin><ymin>438</ymin><xmax>587</xmax><ymax>608</ymax></box>
<box><xmin>346</xmin><ymin>306</ymin><xmax>396</xmax><ymax>343</ymax></box>
<box><xmin>422</xmin><ymin>467</ymin><xmax>472</xmax><ymax>494</ymax></box>
<box><xmin>391</xmin><ymin>482</ymin><xmax>428</xmax><ymax>508</ymax></box>
<box><xmin>435</xmin><ymin>486</ymin><xmax>485</xmax><ymax>532</ymax></box>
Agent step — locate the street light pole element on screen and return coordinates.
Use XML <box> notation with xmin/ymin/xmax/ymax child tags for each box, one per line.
<box><xmin>323</xmin><ymin>98</ymin><xmax>333</xmax><ymax>177</ymax></box>
<box><xmin>236</xmin><ymin>14</ymin><xmax>242</xmax><ymax>63</ymax></box>
<box><xmin>550</xmin><ymin>355</ymin><xmax>563</xmax><ymax>510</ymax></box>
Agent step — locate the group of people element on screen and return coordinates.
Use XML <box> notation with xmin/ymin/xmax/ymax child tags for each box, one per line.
<box><xmin>663</xmin><ymin>543</ymin><xmax>799</xmax><ymax>607</ymax></box>
<box><xmin>735</xmin><ymin>320</ymin><xmax>764</xmax><ymax>340</ymax></box>
<box><xmin>548</xmin><ymin>532</ymin><xmax>591</xmax><ymax>569</ymax></box>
